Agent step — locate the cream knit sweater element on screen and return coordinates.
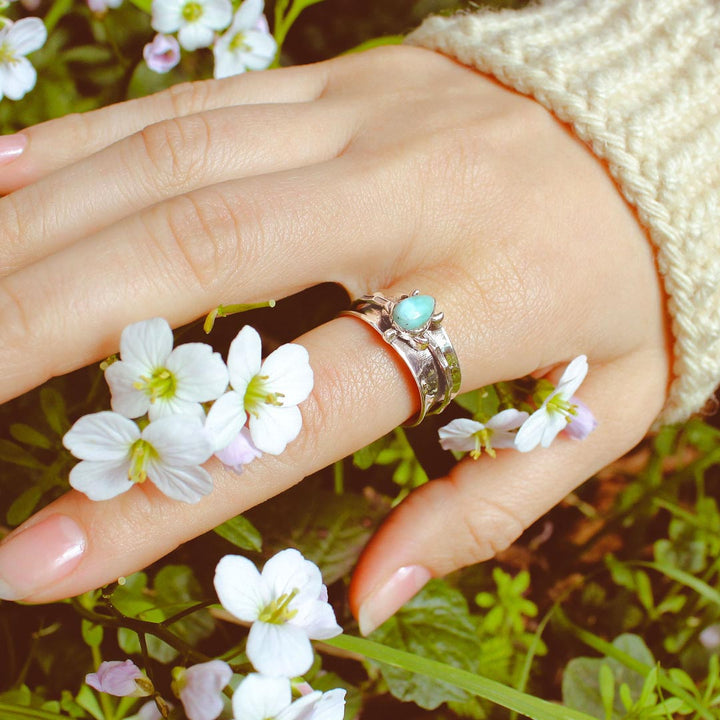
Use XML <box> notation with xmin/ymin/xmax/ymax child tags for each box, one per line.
<box><xmin>407</xmin><ymin>0</ymin><xmax>720</xmax><ymax>425</ymax></box>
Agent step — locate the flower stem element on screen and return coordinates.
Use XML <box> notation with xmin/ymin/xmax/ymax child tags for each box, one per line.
<box><xmin>91</xmin><ymin>644</ymin><xmax>116</xmax><ymax>720</ymax></box>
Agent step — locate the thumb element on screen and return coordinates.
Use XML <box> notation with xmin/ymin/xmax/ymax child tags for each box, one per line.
<box><xmin>348</xmin><ymin>350</ymin><xmax>666</xmax><ymax>635</ymax></box>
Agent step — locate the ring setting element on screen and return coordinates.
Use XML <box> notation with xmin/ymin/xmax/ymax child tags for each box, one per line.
<box><xmin>342</xmin><ymin>290</ymin><xmax>461</xmax><ymax>426</ymax></box>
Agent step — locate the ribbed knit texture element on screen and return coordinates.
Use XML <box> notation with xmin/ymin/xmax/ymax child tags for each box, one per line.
<box><xmin>407</xmin><ymin>0</ymin><xmax>720</xmax><ymax>425</ymax></box>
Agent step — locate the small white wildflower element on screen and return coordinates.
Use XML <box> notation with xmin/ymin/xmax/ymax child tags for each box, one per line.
<box><xmin>212</xmin><ymin>0</ymin><xmax>276</xmax><ymax>79</ymax></box>
<box><xmin>515</xmin><ymin>356</ymin><xmax>591</xmax><ymax>452</ymax></box>
<box><xmin>63</xmin><ymin>411</ymin><xmax>214</xmax><ymax>503</ymax></box>
<box><xmin>214</xmin><ymin>549</ymin><xmax>341</xmax><ymax>677</ymax></box>
<box><xmin>105</xmin><ymin>317</ymin><xmax>228</xmax><ymax>422</ymax></box>
<box><xmin>205</xmin><ymin>326</ymin><xmax>313</xmax><ymax>455</ymax></box>
<box><xmin>151</xmin><ymin>0</ymin><xmax>232</xmax><ymax>51</ymax></box>
<box><xmin>232</xmin><ymin>674</ymin><xmax>345</xmax><ymax>720</ymax></box>
<box><xmin>0</xmin><ymin>17</ymin><xmax>47</xmax><ymax>102</ymax></box>
<box><xmin>172</xmin><ymin>660</ymin><xmax>232</xmax><ymax>720</ymax></box>
<box><xmin>438</xmin><ymin>409</ymin><xmax>528</xmax><ymax>458</ymax></box>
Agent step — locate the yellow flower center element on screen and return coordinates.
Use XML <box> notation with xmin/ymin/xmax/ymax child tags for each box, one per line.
<box><xmin>182</xmin><ymin>1</ymin><xmax>204</xmax><ymax>22</ymax></box>
<box><xmin>244</xmin><ymin>374</ymin><xmax>284</xmax><ymax>417</ymax></box>
<box><xmin>229</xmin><ymin>31</ymin><xmax>251</xmax><ymax>53</ymax></box>
<box><xmin>257</xmin><ymin>590</ymin><xmax>299</xmax><ymax>624</ymax></box>
<box><xmin>128</xmin><ymin>439</ymin><xmax>156</xmax><ymax>483</ymax></box>
<box><xmin>134</xmin><ymin>367</ymin><xmax>177</xmax><ymax>403</ymax></box>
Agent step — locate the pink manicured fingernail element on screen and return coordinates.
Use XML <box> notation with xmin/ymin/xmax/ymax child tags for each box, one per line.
<box><xmin>358</xmin><ymin>565</ymin><xmax>431</xmax><ymax>635</ymax></box>
<box><xmin>0</xmin><ymin>514</ymin><xmax>86</xmax><ymax>601</ymax></box>
<box><xmin>0</xmin><ymin>133</ymin><xmax>27</xmax><ymax>166</ymax></box>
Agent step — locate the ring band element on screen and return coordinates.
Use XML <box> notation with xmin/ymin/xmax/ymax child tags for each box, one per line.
<box><xmin>341</xmin><ymin>291</ymin><xmax>462</xmax><ymax>426</ymax></box>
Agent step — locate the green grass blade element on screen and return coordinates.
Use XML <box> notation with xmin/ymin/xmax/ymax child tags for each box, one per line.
<box><xmin>325</xmin><ymin>635</ymin><xmax>598</xmax><ymax>720</ymax></box>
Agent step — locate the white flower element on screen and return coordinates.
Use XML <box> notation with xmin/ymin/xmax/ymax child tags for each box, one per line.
<box><xmin>212</xmin><ymin>0</ymin><xmax>276</xmax><ymax>79</ymax></box>
<box><xmin>63</xmin><ymin>411</ymin><xmax>214</xmax><ymax>503</ymax></box>
<box><xmin>514</xmin><ymin>355</ymin><xmax>590</xmax><ymax>452</ymax></box>
<box><xmin>214</xmin><ymin>549</ymin><xmax>342</xmax><ymax>677</ymax></box>
<box><xmin>143</xmin><ymin>33</ymin><xmax>181</xmax><ymax>73</ymax></box>
<box><xmin>438</xmin><ymin>409</ymin><xmax>528</xmax><ymax>458</ymax></box>
<box><xmin>105</xmin><ymin>318</ymin><xmax>228</xmax><ymax>422</ymax></box>
<box><xmin>205</xmin><ymin>326</ymin><xmax>313</xmax><ymax>455</ymax></box>
<box><xmin>0</xmin><ymin>17</ymin><xmax>47</xmax><ymax>102</ymax></box>
<box><xmin>232</xmin><ymin>674</ymin><xmax>346</xmax><ymax>720</ymax></box>
<box><xmin>173</xmin><ymin>660</ymin><xmax>232</xmax><ymax>720</ymax></box>
<box><xmin>152</xmin><ymin>0</ymin><xmax>233</xmax><ymax>51</ymax></box>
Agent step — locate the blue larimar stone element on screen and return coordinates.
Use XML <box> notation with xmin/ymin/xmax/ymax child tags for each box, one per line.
<box><xmin>392</xmin><ymin>295</ymin><xmax>435</xmax><ymax>332</ymax></box>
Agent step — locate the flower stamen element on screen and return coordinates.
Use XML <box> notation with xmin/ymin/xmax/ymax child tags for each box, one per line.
<box><xmin>181</xmin><ymin>0</ymin><xmax>204</xmax><ymax>21</ymax></box>
<box><xmin>257</xmin><ymin>589</ymin><xmax>299</xmax><ymax>624</ymax></box>
<box><xmin>128</xmin><ymin>439</ymin><xmax>155</xmax><ymax>483</ymax></box>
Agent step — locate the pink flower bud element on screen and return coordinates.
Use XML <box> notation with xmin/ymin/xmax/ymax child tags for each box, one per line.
<box><xmin>564</xmin><ymin>397</ymin><xmax>597</xmax><ymax>440</ymax></box>
<box><xmin>143</xmin><ymin>34</ymin><xmax>181</xmax><ymax>74</ymax></box>
<box><xmin>86</xmin><ymin>660</ymin><xmax>150</xmax><ymax>697</ymax></box>
<box><xmin>215</xmin><ymin>427</ymin><xmax>262</xmax><ymax>473</ymax></box>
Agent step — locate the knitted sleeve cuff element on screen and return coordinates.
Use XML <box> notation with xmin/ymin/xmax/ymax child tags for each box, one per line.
<box><xmin>406</xmin><ymin>0</ymin><xmax>720</xmax><ymax>425</ymax></box>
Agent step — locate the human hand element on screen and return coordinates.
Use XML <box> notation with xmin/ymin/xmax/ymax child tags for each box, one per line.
<box><xmin>0</xmin><ymin>45</ymin><xmax>669</xmax><ymax>632</ymax></box>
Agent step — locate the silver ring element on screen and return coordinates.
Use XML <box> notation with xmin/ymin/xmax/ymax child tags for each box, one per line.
<box><xmin>341</xmin><ymin>290</ymin><xmax>462</xmax><ymax>426</ymax></box>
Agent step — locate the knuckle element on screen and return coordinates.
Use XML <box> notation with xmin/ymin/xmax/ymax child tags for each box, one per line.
<box><xmin>163</xmin><ymin>79</ymin><xmax>213</xmax><ymax>117</ymax></box>
<box><xmin>152</xmin><ymin>190</ymin><xmax>245</xmax><ymax>293</ymax></box>
<box><xmin>136</xmin><ymin>115</ymin><xmax>213</xmax><ymax>190</ymax></box>
<box><xmin>0</xmin><ymin>193</ymin><xmax>24</xmax><ymax>273</ymax></box>
<box><xmin>445</xmin><ymin>477</ymin><xmax>527</xmax><ymax>564</ymax></box>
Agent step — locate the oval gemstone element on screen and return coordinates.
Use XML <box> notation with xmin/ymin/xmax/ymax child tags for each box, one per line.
<box><xmin>392</xmin><ymin>295</ymin><xmax>435</xmax><ymax>332</ymax></box>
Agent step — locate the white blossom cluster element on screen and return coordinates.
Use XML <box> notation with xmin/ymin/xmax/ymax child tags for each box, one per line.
<box><xmin>86</xmin><ymin>549</ymin><xmax>346</xmax><ymax>720</ymax></box>
<box><xmin>0</xmin><ymin>16</ymin><xmax>47</xmax><ymax>102</ymax></box>
<box><xmin>142</xmin><ymin>0</ymin><xmax>277</xmax><ymax>78</ymax></box>
<box><xmin>63</xmin><ymin>317</ymin><xmax>313</xmax><ymax>503</ymax></box>
<box><xmin>439</xmin><ymin>355</ymin><xmax>598</xmax><ymax>459</ymax></box>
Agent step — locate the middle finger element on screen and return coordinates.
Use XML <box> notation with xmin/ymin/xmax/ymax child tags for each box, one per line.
<box><xmin>1</xmin><ymin>99</ymin><xmax>358</xmax><ymax>275</ymax></box>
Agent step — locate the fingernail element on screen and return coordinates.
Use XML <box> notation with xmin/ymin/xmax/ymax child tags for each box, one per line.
<box><xmin>0</xmin><ymin>514</ymin><xmax>86</xmax><ymax>601</ymax></box>
<box><xmin>0</xmin><ymin>133</ymin><xmax>27</xmax><ymax>166</ymax></box>
<box><xmin>358</xmin><ymin>565</ymin><xmax>431</xmax><ymax>636</ymax></box>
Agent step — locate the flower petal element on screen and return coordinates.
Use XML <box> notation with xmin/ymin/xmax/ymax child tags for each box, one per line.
<box><xmin>241</xmin><ymin>30</ymin><xmax>277</xmax><ymax>70</ymax></box>
<box><xmin>564</xmin><ymin>398</ymin><xmax>597</xmax><ymax>440</ymax></box>
<box><xmin>214</xmin><ymin>427</ymin><xmax>261</xmax><ymax>472</ymax></box>
<box><xmin>226</xmin><ymin>325</ymin><xmax>262</xmax><ymax>392</ymax></box>
<box><xmin>437</xmin><ymin>418</ymin><xmax>483</xmax><ymax>453</ymax></box>
<box><xmin>151</xmin><ymin>0</ymin><xmax>183</xmax><ymax>33</ymax></box>
<box><xmin>247</xmin><ymin>621</ymin><xmax>314</xmax><ymax>677</ymax></box>
<box><xmin>86</xmin><ymin>660</ymin><xmax>143</xmax><ymax>697</ymax></box>
<box><xmin>261</xmin><ymin>343</ymin><xmax>313</xmax><ymax>406</ymax></box>
<box><xmin>180</xmin><ymin>660</ymin><xmax>232</xmax><ymax>720</ymax></box>
<box><xmin>276</xmin><ymin>692</ymin><xmax>323</xmax><ymax>720</ymax></box>
<box><xmin>232</xmin><ymin>674</ymin><xmax>291</xmax><ymax>720</ymax></box>
<box><xmin>69</xmin><ymin>460</ymin><xmax>134</xmax><ymax>501</ymax></box>
<box><xmin>147</xmin><ymin>396</ymin><xmax>206</xmax><ymax>422</ymax></box>
<box><xmin>105</xmin><ymin>361</ymin><xmax>151</xmax><ymax>419</ymax></box>
<box><xmin>166</xmin><ymin>343</ymin><xmax>229</xmax><ymax>402</ymax></box>
<box><xmin>248</xmin><ymin>405</ymin><xmax>302</xmax><ymax>455</ymax></box>
<box><xmin>178</xmin><ymin>21</ymin><xmax>214</xmax><ymax>51</ymax></box>
<box><xmin>142</xmin><ymin>415</ymin><xmax>213</xmax><ymax>465</ymax></box>
<box><xmin>7</xmin><ymin>17</ymin><xmax>47</xmax><ymax>55</ymax></box>
<box><xmin>146</xmin><ymin>462</ymin><xmax>213</xmax><ymax>503</ymax></box>
<box><xmin>290</xmin><ymin>599</ymin><xmax>342</xmax><ymax>640</ymax></box>
<box><xmin>202</xmin><ymin>0</ymin><xmax>233</xmax><ymax>29</ymax></box>
<box><xmin>486</xmin><ymin>408</ymin><xmax>529</xmax><ymax>432</ymax></box>
<box><xmin>1</xmin><ymin>57</ymin><xmax>36</xmax><ymax>100</ymax></box>
<box><xmin>204</xmin><ymin>391</ymin><xmax>246</xmax><ymax>451</ymax></box>
<box><xmin>214</xmin><ymin>554</ymin><xmax>268</xmax><ymax>622</ymax></box>
<box><xmin>119</xmin><ymin>318</ymin><xmax>173</xmax><ymax>372</ymax></box>
<box><xmin>230</xmin><ymin>0</ymin><xmax>263</xmax><ymax>31</ymax></box>
<box><xmin>555</xmin><ymin>355</ymin><xmax>588</xmax><ymax>400</ymax></box>
<box><xmin>513</xmin><ymin>408</ymin><xmax>548</xmax><ymax>453</ymax></box>
<box><xmin>63</xmin><ymin>411</ymin><xmax>139</xmax><ymax>461</ymax></box>
<box><xmin>540</xmin><ymin>410</ymin><xmax>569</xmax><ymax>448</ymax></box>
<box><xmin>261</xmin><ymin>548</ymin><xmax>322</xmax><ymax>604</ymax></box>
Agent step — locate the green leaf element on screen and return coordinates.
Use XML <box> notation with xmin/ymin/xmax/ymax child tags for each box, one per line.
<box><xmin>214</xmin><ymin>515</ymin><xmax>262</xmax><ymax>552</ymax></box>
<box><xmin>40</xmin><ymin>387</ymin><xmax>69</xmax><ymax>436</ymax></box>
<box><xmin>367</xmin><ymin>580</ymin><xmax>480</xmax><ymax>709</ymax></box>
<box><xmin>81</xmin><ymin>620</ymin><xmax>103</xmax><ymax>649</ymax></box>
<box><xmin>353</xmin><ymin>435</ymin><xmax>393</xmax><ymax>470</ymax></box>
<box><xmin>6</xmin><ymin>486</ymin><xmax>43</xmax><ymax>526</ymax></box>
<box><xmin>0</xmin><ymin>440</ymin><xmax>45</xmax><ymax>469</ymax></box>
<box><xmin>10</xmin><ymin>424</ymin><xmax>52</xmax><ymax>450</ymax></box>
<box><xmin>562</xmin><ymin>634</ymin><xmax>654</xmax><ymax>719</ymax></box>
